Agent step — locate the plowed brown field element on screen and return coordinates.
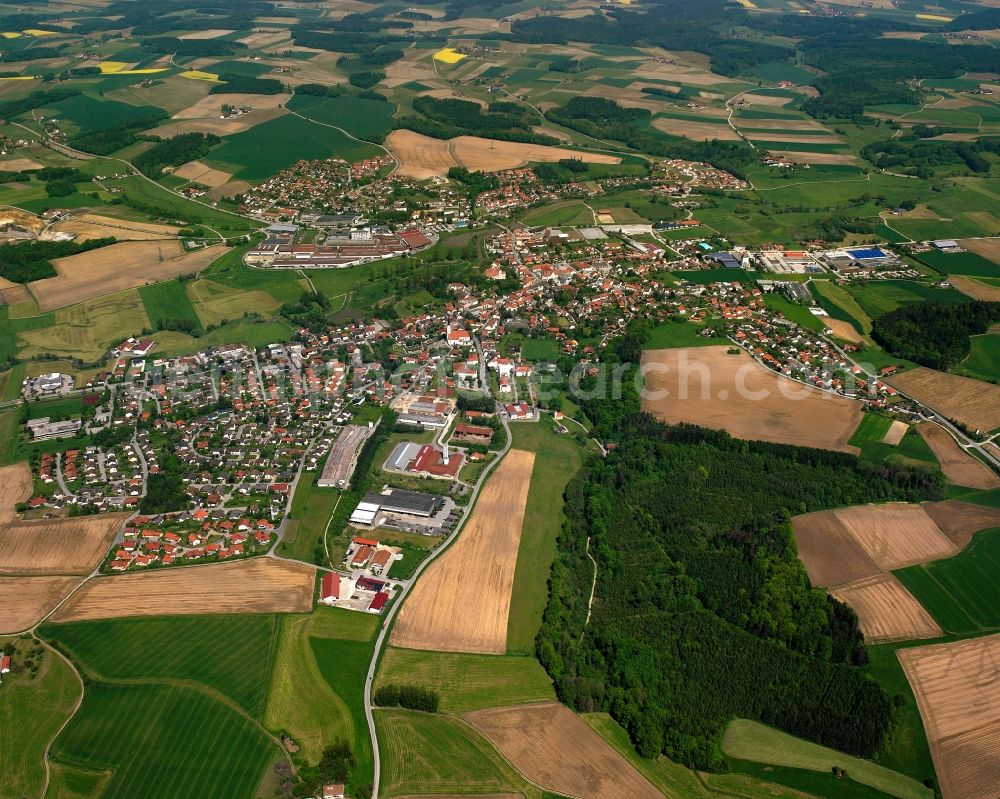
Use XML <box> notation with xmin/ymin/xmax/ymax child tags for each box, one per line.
<box><xmin>882</xmin><ymin>420</ymin><xmax>909</xmax><ymax>445</ymax></box>
<box><xmin>0</xmin><ymin>462</ymin><xmax>32</xmax><ymax>524</ymax></box>
<box><xmin>918</xmin><ymin>423</ymin><xmax>999</xmax><ymax>490</ymax></box>
<box><xmin>950</xmin><ymin>276</ymin><xmax>1000</xmax><ymax>302</ymax></box>
<box><xmin>465</xmin><ymin>703</ymin><xmax>662</xmax><ymax>799</ymax></box>
<box><xmin>830</xmin><ymin>574</ymin><xmax>941</xmax><ymax>643</ymax></box>
<box><xmin>899</xmin><ymin>634</ymin><xmax>1000</xmax><ymax>799</ymax></box>
<box><xmin>889</xmin><ymin>368</ymin><xmax>1000</xmax><ymax>433</ymax></box>
<box><xmin>641</xmin><ymin>346</ymin><xmax>863</xmax><ymax>453</ymax></box>
<box><xmin>792</xmin><ymin>509</ymin><xmax>881</xmax><ymax>588</ymax></box>
<box><xmin>29</xmin><ymin>242</ymin><xmax>228</xmax><ymax>312</ymax></box>
<box><xmin>922</xmin><ymin>500</ymin><xmax>1000</xmax><ymax>548</ymax></box>
<box><xmin>391</xmin><ymin>450</ymin><xmax>535</xmax><ymax>654</ymax></box>
<box><xmin>0</xmin><ymin>576</ymin><xmax>82</xmax><ymax>633</ymax></box>
<box><xmin>0</xmin><ymin>514</ymin><xmax>128</xmax><ymax>576</ymax></box>
<box><xmin>51</xmin><ymin>558</ymin><xmax>315</xmax><ymax>622</ymax></box>
<box><xmin>835</xmin><ymin>504</ymin><xmax>957</xmax><ymax>570</ymax></box>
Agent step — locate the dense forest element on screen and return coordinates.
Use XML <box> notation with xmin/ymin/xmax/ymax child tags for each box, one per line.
<box><xmin>535</xmin><ymin>326</ymin><xmax>942</xmax><ymax>769</ymax></box>
<box><xmin>209</xmin><ymin>75</ymin><xmax>285</xmax><ymax>96</ymax></box>
<box><xmin>861</xmin><ymin>137</ymin><xmax>999</xmax><ymax>176</ymax></box>
<box><xmin>872</xmin><ymin>301</ymin><xmax>1000</xmax><ymax>370</ymax></box>
<box><xmin>69</xmin><ymin>111</ymin><xmax>170</xmax><ymax>156</ymax></box>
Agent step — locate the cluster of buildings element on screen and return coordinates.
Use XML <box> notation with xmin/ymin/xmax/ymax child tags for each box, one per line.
<box><xmin>246</xmin><ymin>222</ymin><xmax>433</xmax><ymax>269</ymax></box>
<box><xmin>20</xmin><ymin>371</ymin><xmax>73</xmax><ymax>399</ymax></box>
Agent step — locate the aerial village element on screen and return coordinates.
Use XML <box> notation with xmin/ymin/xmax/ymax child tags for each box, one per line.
<box><xmin>15</xmin><ymin>153</ymin><xmax>965</xmax><ymax>616</ymax></box>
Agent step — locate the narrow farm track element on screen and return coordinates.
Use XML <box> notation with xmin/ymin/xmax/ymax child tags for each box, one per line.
<box><xmin>38</xmin><ymin>641</ymin><xmax>86</xmax><ymax>799</ymax></box>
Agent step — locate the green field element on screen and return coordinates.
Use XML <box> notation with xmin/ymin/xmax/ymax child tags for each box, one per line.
<box><xmin>811</xmin><ymin>279</ymin><xmax>872</xmax><ymax>335</ymax></box>
<box><xmin>846</xmin><ymin>280</ymin><xmax>966</xmax><ymax>320</ymax></box>
<box><xmin>914</xmin><ymin>249</ymin><xmax>1000</xmax><ymax>279</ymax></box>
<box><xmin>310</xmin><ymin>633</ymin><xmax>377</xmax><ymax>789</ymax></box>
<box><xmin>26</xmin><ymin>393</ymin><xmax>88</xmax><ymax>421</ymax></box>
<box><xmin>847</xmin><ymin>413</ymin><xmax>938</xmax><ymax>469</ymax></box>
<box><xmin>0</xmin><ymin>641</ymin><xmax>81</xmax><ymax>799</ymax></box>
<box><xmin>644</xmin><ymin>319</ymin><xmax>719</xmax><ymax>349</ymax></box>
<box><xmin>519</xmin><ymin>200</ymin><xmax>595</xmax><ymax>227</ymax></box>
<box><xmin>721</xmin><ymin>720</ymin><xmax>932</xmax><ymax>799</ymax></box>
<box><xmin>103</xmin><ymin>176</ymin><xmax>256</xmax><ymax>233</ymax></box>
<box><xmin>585</xmin><ymin>712</ymin><xmax>830</xmax><ymax>799</ymax></box>
<box><xmin>286</xmin><ymin>94</ymin><xmax>395</xmax><ymax>141</ymax></box>
<box><xmin>205</xmin><ymin>114</ymin><xmax>381</xmax><ymax>180</ymax></box>
<box><xmin>848</xmin><ymin>413</ymin><xmax>894</xmax><ymax>446</ymax></box>
<box><xmin>265</xmin><ymin>608</ymin><xmax>377</xmax><ymax>765</ymax></box>
<box><xmin>375</xmin><ymin>708</ymin><xmax>543</xmax><ymax>798</ymax></box>
<box><xmin>41</xmin><ymin>615</ymin><xmax>279</xmax><ymax>717</ymax></box>
<box><xmin>33</xmin><ymin>94</ymin><xmax>164</xmax><ymax>136</ymax></box>
<box><xmin>375</xmin><ymin>647</ymin><xmax>555</xmax><ymax>713</ymax></box>
<box><xmin>762</xmin><ymin>292</ymin><xmax>826</xmax><ymax>332</ymax></box>
<box><xmin>506</xmin><ymin>417</ymin><xmax>586</xmax><ymax>653</ymax></box>
<box><xmin>895</xmin><ymin>528</ymin><xmax>1000</xmax><ymax>634</ymax></box>
<box><xmin>138</xmin><ymin>280</ymin><xmax>201</xmax><ymax>331</ymax></box>
<box><xmin>276</xmin><ymin>472</ymin><xmax>342</xmax><ymax>565</ymax></box>
<box><xmin>49</xmin><ymin>681</ymin><xmax>278</xmax><ymax>799</ymax></box>
<box><xmin>956</xmin><ymin>333</ymin><xmax>1000</xmax><ymax>384</ymax></box>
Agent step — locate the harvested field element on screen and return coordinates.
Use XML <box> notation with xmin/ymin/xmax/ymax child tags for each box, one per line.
<box><xmin>52</xmin><ymin>558</ymin><xmax>315</xmax><ymax>622</ymax></box>
<box><xmin>889</xmin><ymin>367</ymin><xmax>1000</xmax><ymax>433</ymax></box>
<box><xmin>830</xmin><ymin>574</ymin><xmax>941</xmax><ymax>643</ymax></box>
<box><xmin>898</xmin><ymin>634</ymin><xmax>1000</xmax><ymax>799</ymax></box>
<box><xmin>177</xmin><ymin>29</ymin><xmax>233</xmax><ymax>39</ymax></box>
<box><xmin>386</xmin><ymin>130</ymin><xmax>620</xmax><ymax>179</ymax></box>
<box><xmin>882</xmin><ymin>420</ymin><xmax>910</xmax><ymax>445</ymax></box>
<box><xmin>238</xmin><ymin>31</ymin><xmax>292</xmax><ymax>49</ymax></box>
<box><xmin>49</xmin><ymin>213</ymin><xmax>180</xmax><ymax>242</ymax></box>
<box><xmin>749</xmin><ymin>132</ymin><xmax>843</xmax><ymax>144</ymax></box>
<box><xmin>29</xmin><ymin>242</ymin><xmax>228</xmax><ymax>312</ymax></box>
<box><xmin>918</xmin><ymin>422</ymin><xmax>999</xmax><ymax>490</ymax></box>
<box><xmin>835</xmin><ymin>504</ymin><xmax>957</xmax><ymax>571</ymax></box>
<box><xmin>174</xmin><ymin>93</ymin><xmax>290</xmax><ymax>119</ymax></box>
<box><xmin>922</xmin><ymin>500</ymin><xmax>1000</xmax><ymax>549</ymax></box>
<box><xmin>792</xmin><ymin>509</ymin><xmax>880</xmax><ymax>588</ymax></box>
<box><xmin>153</xmin><ymin>110</ymin><xmax>287</xmax><ymax>138</ymax></box>
<box><xmin>171</xmin><ymin>160</ymin><xmax>233</xmax><ymax>188</ymax></box>
<box><xmin>0</xmin><ymin>514</ymin><xmax>129</xmax><ymax>576</ymax></box>
<box><xmin>958</xmin><ymin>237</ymin><xmax>1000</xmax><ymax>267</ymax></box>
<box><xmin>0</xmin><ymin>462</ymin><xmax>32</xmax><ymax>524</ymax></box>
<box><xmin>0</xmin><ymin>281</ymin><xmax>31</xmax><ymax>306</ymax></box>
<box><xmin>735</xmin><ymin>117</ymin><xmax>830</xmax><ymax>131</ymax></box>
<box><xmin>652</xmin><ymin>117</ymin><xmax>740</xmax><ymax>141</ymax></box>
<box><xmin>391</xmin><ymin>450</ymin><xmax>535</xmax><ymax>654</ymax></box>
<box><xmin>633</xmin><ymin>63</ymin><xmax>727</xmax><ymax>85</ymax></box>
<box><xmin>0</xmin><ymin>157</ymin><xmax>42</xmax><ymax>171</ymax></box>
<box><xmin>767</xmin><ymin>150</ymin><xmax>858</xmax><ymax>165</ymax></box>
<box><xmin>640</xmin><ymin>346</ymin><xmax>863</xmax><ymax>453</ymax></box>
<box><xmin>207</xmin><ymin>180</ymin><xmax>251</xmax><ymax>200</ymax></box>
<box><xmin>950</xmin><ymin>276</ymin><xmax>1000</xmax><ymax>301</ymax></box>
<box><xmin>0</xmin><ymin>576</ymin><xmax>81</xmax><ymax>633</ymax></box>
<box><xmin>825</xmin><ymin>317</ymin><xmax>865</xmax><ymax>343</ymax></box>
<box><xmin>465</xmin><ymin>703</ymin><xmax>662</xmax><ymax>799</ymax></box>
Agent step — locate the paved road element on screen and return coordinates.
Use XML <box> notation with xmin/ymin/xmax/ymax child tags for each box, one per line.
<box><xmin>363</xmin><ymin>412</ymin><xmax>512</xmax><ymax>799</ymax></box>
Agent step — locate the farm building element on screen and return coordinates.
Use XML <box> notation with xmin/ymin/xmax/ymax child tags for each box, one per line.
<box><xmin>319</xmin><ymin>571</ymin><xmax>356</xmax><ymax>604</ymax></box>
<box><xmin>406</xmin><ymin>444</ymin><xmax>463</xmax><ymax>478</ymax></box>
<box><xmin>505</xmin><ymin>402</ymin><xmax>534</xmax><ymax>421</ymax></box>
<box><xmin>453</xmin><ymin>423</ymin><xmax>494</xmax><ymax>445</ymax></box>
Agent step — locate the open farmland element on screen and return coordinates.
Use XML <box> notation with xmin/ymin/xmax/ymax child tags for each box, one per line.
<box><xmin>0</xmin><ymin>462</ymin><xmax>31</xmax><ymax>523</ymax></box>
<box><xmin>898</xmin><ymin>634</ymin><xmax>1000</xmax><ymax>799</ymax></box>
<box><xmin>49</xmin><ymin>213</ymin><xmax>180</xmax><ymax>242</ymax></box>
<box><xmin>171</xmin><ymin>92</ymin><xmax>290</xmax><ymax>122</ymax></box>
<box><xmin>883</xmin><ymin>420</ymin><xmax>910</xmax><ymax>445</ymax></box>
<box><xmin>825</xmin><ymin>317</ymin><xmax>865</xmax><ymax>343</ymax></box>
<box><xmin>921</xmin><ymin>500</ymin><xmax>1000</xmax><ymax>548</ymax></box>
<box><xmin>0</xmin><ymin>576</ymin><xmax>81</xmax><ymax>633</ymax></box>
<box><xmin>949</xmin><ymin>276</ymin><xmax>1000</xmax><ymax>302</ymax></box>
<box><xmin>465</xmin><ymin>702</ymin><xmax>663</xmax><ymax>799</ymax></box>
<box><xmin>829</xmin><ymin>574</ymin><xmax>941</xmax><ymax>643</ymax></box>
<box><xmin>889</xmin><ymin>368</ymin><xmax>1000</xmax><ymax>433</ymax></box>
<box><xmin>386</xmin><ymin>130</ymin><xmax>621</xmax><ymax>179</ymax></box>
<box><xmin>0</xmin><ymin>638</ymin><xmax>81</xmax><ymax>799</ymax></box>
<box><xmin>918</xmin><ymin>423</ymin><xmax>999</xmax><ymax>490</ymax></box>
<box><xmin>959</xmin><ymin>238</ymin><xmax>1000</xmax><ymax>267</ymax></box>
<box><xmin>0</xmin><ymin>514</ymin><xmax>128</xmax><ymax>576</ymax></box>
<box><xmin>51</xmin><ymin>558</ymin><xmax>315</xmax><ymax>622</ymax></box>
<box><xmin>640</xmin><ymin>346</ymin><xmax>863</xmax><ymax>453</ymax></box>
<box><xmin>28</xmin><ymin>241</ymin><xmax>229</xmax><ymax>312</ymax></box>
<box><xmin>391</xmin><ymin>449</ymin><xmax>535</xmax><ymax>654</ymax></box>
<box><xmin>171</xmin><ymin>160</ymin><xmax>233</xmax><ymax>188</ymax></box>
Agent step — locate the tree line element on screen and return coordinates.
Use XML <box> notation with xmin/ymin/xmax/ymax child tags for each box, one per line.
<box><xmin>872</xmin><ymin>301</ymin><xmax>1000</xmax><ymax>370</ymax></box>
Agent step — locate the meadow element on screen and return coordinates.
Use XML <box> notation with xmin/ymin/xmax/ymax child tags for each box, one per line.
<box><xmin>956</xmin><ymin>334</ymin><xmax>1000</xmax><ymax>385</ymax></box>
<box><xmin>506</xmin><ymin>418</ymin><xmax>585</xmax><ymax>653</ymax></box>
<box><xmin>276</xmin><ymin>472</ymin><xmax>342</xmax><ymax>565</ymax></box>
<box><xmin>286</xmin><ymin>94</ymin><xmax>395</xmax><ymax>141</ymax></box>
<box><xmin>40</xmin><ymin>614</ymin><xmax>279</xmax><ymax>717</ymax></box>
<box><xmin>895</xmin><ymin>528</ymin><xmax>1000</xmax><ymax>635</ymax></box>
<box><xmin>644</xmin><ymin>319</ymin><xmax>716</xmax><ymax>349</ymax></box>
<box><xmin>205</xmin><ymin>114</ymin><xmax>381</xmax><ymax>181</ymax></box>
<box><xmin>102</xmin><ymin>176</ymin><xmax>255</xmax><ymax>233</ymax></box>
<box><xmin>375</xmin><ymin>647</ymin><xmax>555</xmax><ymax>713</ymax></box>
<box><xmin>0</xmin><ymin>641</ymin><xmax>81</xmax><ymax>799</ymax></box>
<box><xmin>847</xmin><ymin>412</ymin><xmax>938</xmax><ymax>470</ymax></box>
<box><xmin>138</xmin><ymin>279</ymin><xmax>201</xmax><ymax>331</ymax></box>
<box><xmin>846</xmin><ymin>280</ymin><xmax>966</xmax><ymax>320</ymax></box>
<box><xmin>375</xmin><ymin>708</ymin><xmax>543</xmax><ymax>798</ymax></box>
<box><xmin>811</xmin><ymin>279</ymin><xmax>872</xmax><ymax>336</ymax></box>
